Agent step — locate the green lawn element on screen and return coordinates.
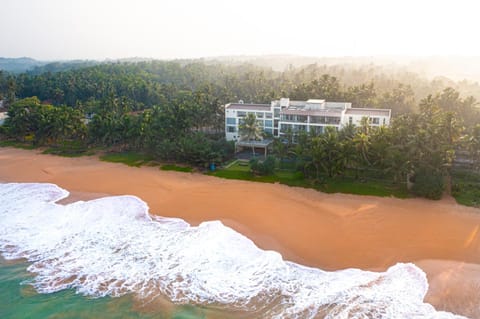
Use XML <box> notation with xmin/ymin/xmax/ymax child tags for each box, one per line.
<box><xmin>209</xmin><ymin>161</ymin><xmax>408</xmax><ymax>198</ymax></box>
<box><xmin>0</xmin><ymin>140</ymin><xmax>95</xmax><ymax>157</ymax></box>
<box><xmin>100</xmin><ymin>152</ymin><xmax>154</xmax><ymax>167</ymax></box>
<box><xmin>42</xmin><ymin>141</ymin><xmax>95</xmax><ymax>157</ymax></box>
<box><xmin>161</xmin><ymin>164</ymin><xmax>193</xmax><ymax>173</ymax></box>
<box><xmin>0</xmin><ymin>140</ymin><xmax>38</xmax><ymax>150</ymax></box>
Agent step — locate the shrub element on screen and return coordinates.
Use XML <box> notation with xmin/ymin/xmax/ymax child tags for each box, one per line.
<box><xmin>410</xmin><ymin>169</ymin><xmax>444</xmax><ymax>199</ymax></box>
<box><xmin>250</xmin><ymin>155</ymin><xmax>276</xmax><ymax>175</ymax></box>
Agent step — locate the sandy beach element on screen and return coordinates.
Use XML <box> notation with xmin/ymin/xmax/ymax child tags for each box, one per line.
<box><xmin>1</xmin><ymin>147</ymin><xmax>480</xmax><ymax>317</ymax></box>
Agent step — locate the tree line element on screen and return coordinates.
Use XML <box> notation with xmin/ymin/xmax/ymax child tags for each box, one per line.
<box><xmin>1</xmin><ymin>60</ymin><xmax>480</xmax><ymax>199</ymax></box>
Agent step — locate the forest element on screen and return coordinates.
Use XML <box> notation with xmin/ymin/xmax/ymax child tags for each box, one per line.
<box><xmin>0</xmin><ymin>59</ymin><xmax>480</xmax><ymax>202</ymax></box>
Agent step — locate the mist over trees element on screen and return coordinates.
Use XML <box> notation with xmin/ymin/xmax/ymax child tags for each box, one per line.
<box><xmin>1</xmin><ymin>58</ymin><xmax>480</xmax><ymax>200</ymax></box>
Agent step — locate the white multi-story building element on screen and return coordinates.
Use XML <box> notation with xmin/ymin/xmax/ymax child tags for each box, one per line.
<box><xmin>225</xmin><ymin>98</ymin><xmax>391</xmax><ymax>141</ymax></box>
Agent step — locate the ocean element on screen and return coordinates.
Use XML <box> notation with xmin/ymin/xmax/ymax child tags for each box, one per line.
<box><xmin>0</xmin><ymin>182</ymin><xmax>467</xmax><ymax>318</ymax></box>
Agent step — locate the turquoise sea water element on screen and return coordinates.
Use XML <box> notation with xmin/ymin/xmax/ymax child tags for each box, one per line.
<box><xmin>0</xmin><ymin>258</ymin><xmax>206</xmax><ymax>319</ymax></box>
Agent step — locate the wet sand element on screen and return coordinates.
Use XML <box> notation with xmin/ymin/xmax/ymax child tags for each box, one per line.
<box><xmin>1</xmin><ymin>147</ymin><xmax>480</xmax><ymax>317</ymax></box>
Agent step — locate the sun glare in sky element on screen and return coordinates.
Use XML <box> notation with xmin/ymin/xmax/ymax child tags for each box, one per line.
<box><xmin>1</xmin><ymin>0</ymin><xmax>479</xmax><ymax>60</ymax></box>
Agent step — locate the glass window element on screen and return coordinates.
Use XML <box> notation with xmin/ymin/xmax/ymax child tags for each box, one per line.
<box><xmin>237</xmin><ymin>111</ymin><xmax>246</xmax><ymax>117</ymax></box>
<box><xmin>274</xmin><ymin>108</ymin><xmax>280</xmax><ymax>117</ymax></box>
<box><xmin>264</xmin><ymin>120</ymin><xmax>273</xmax><ymax>127</ymax></box>
<box><xmin>265</xmin><ymin>112</ymin><xmax>273</xmax><ymax>119</ymax></box>
<box><xmin>294</xmin><ymin>124</ymin><xmax>307</xmax><ymax>131</ymax></box>
<box><xmin>280</xmin><ymin>124</ymin><xmax>290</xmax><ymax>132</ymax></box>
<box><xmin>256</xmin><ymin>112</ymin><xmax>264</xmax><ymax>118</ymax></box>
<box><xmin>296</xmin><ymin>115</ymin><xmax>307</xmax><ymax>123</ymax></box>
<box><xmin>264</xmin><ymin>128</ymin><xmax>273</xmax><ymax>134</ymax></box>
<box><xmin>309</xmin><ymin>116</ymin><xmax>322</xmax><ymax>124</ymax></box>
<box><xmin>226</xmin><ymin>118</ymin><xmax>236</xmax><ymax>125</ymax></box>
<box><xmin>227</xmin><ymin>126</ymin><xmax>236</xmax><ymax>133</ymax></box>
<box><xmin>325</xmin><ymin>116</ymin><xmax>340</xmax><ymax>124</ymax></box>
<box><xmin>349</xmin><ymin>117</ymin><xmax>353</xmax><ymax>124</ymax></box>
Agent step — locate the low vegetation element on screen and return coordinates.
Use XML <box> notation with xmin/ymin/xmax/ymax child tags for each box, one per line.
<box><xmin>0</xmin><ymin>140</ymin><xmax>38</xmax><ymax>150</ymax></box>
<box><xmin>210</xmin><ymin>160</ymin><xmax>407</xmax><ymax>198</ymax></box>
<box><xmin>42</xmin><ymin>141</ymin><xmax>95</xmax><ymax>157</ymax></box>
<box><xmin>452</xmin><ymin>168</ymin><xmax>480</xmax><ymax>207</ymax></box>
<box><xmin>161</xmin><ymin>164</ymin><xmax>193</xmax><ymax>173</ymax></box>
<box><xmin>100</xmin><ymin>152</ymin><xmax>154</xmax><ymax>167</ymax></box>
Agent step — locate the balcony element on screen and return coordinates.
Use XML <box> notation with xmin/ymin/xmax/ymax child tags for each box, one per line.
<box><xmin>280</xmin><ymin>115</ymin><xmax>308</xmax><ymax>123</ymax></box>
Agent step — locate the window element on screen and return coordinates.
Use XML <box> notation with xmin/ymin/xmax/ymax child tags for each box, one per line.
<box><xmin>256</xmin><ymin>112</ymin><xmax>264</xmax><ymax>118</ymax></box>
<box><xmin>310</xmin><ymin>116</ymin><xmax>322</xmax><ymax>124</ymax></box>
<box><xmin>310</xmin><ymin>126</ymin><xmax>323</xmax><ymax>135</ymax></box>
<box><xmin>237</xmin><ymin>111</ymin><xmax>246</xmax><ymax>117</ymax></box>
<box><xmin>383</xmin><ymin>118</ymin><xmax>386</xmax><ymax>125</ymax></box>
<box><xmin>370</xmin><ymin>117</ymin><xmax>380</xmax><ymax>125</ymax></box>
<box><xmin>265</xmin><ymin>112</ymin><xmax>273</xmax><ymax>119</ymax></box>
<box><xmin>325</xmin><ymin>116</ymin><xmax>340</xmax><ymax>124</ymax></box>
<box><xmin>349</xmin><ymin>117</ymin><xmax>353</xmax><ymax>125</ymax></box>
<box><xmin>264</xmin><ymin>120</ymin><xmax>273</xmax><ymax>127</ymax></box>
<box><xmin>226</xmin><ymin>118</ymin><xmax>236</xmax><ymax>125</ymax></box>
<box><xmin>256</xmin><ymin>120</ymin><xmax>264</xmax><ymax>127</ymax></box>
<box><xmin>296</xmin><ymin>115</ymin><xmax>308</xmax><ymax>123</ymax></box>
<box><xmin>281</xmin><ymin>114</ymin><xmax>296</xmax><ymax>122</ymax></box>
<box><xmin>274</xmin><ymin>108</ymin><xmax>280</xmax><ymax>117</ymax></box>
<box><xmin>264</xmin><ymin>128</ymin><xmax>273</xmax><ymax>134</ymax></box>
<box><xmin>280</xmin><ymin>123</ymin><xmax>290</xmax><ymax>132</ymax></box>
<box><xmin>227</xmin><ymin>126</ymin><xmax>236</xmax><ymax>133</ymax></box>
<box><xmin>294</xmin><ymin>124</ymin><xmax>307</xmax><ymax>132</ymax></box>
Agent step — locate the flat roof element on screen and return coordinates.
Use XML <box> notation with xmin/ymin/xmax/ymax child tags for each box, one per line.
<box><xmin>325</xmin><ymin>102</ymin><xmax>352</xmax><ymax>109</ymax></box>
<box><xmin>345</xmin><ymin>108</ymin><xmax>391</xmax><ymax>117</ymax></box>
<box><xmin>306</xmin><ymin>99</ymin><xmax>325</xmax><ymax>104</ymax></box>
<box><xmin>281</xmin><ymin>109</ymin><xmax>343</xmax><ymax>116</ymax></box>
<box><xmin>236</xmin><ymin>139</ymin><xmax>273</xmax><ymax>147</ymax></box>
<box><xmin>225</xmin><ymin>103</ymin><xmax>271</xmax><ymax>111</ymax></box>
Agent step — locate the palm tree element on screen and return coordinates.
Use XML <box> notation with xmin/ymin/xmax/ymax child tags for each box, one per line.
<box><xmin>359</xmin><ymin>116</ymin><xmax>370</xmax><ymax>135</ymax></box>
<box><xmin>468</xmin><ymin>124</ymin><xmax>480</xmax><ymax>170</ymax></box>
<box><xmin>239</xmin><ymin>113</ymin><xmax>262</xmax><ymax>155</ymax></box>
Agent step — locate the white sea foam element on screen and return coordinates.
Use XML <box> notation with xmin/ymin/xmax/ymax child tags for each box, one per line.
<box><xmin>0</xmin><ymin>182</ymin><xmax>468</xmax><ymax>318</ymax></box>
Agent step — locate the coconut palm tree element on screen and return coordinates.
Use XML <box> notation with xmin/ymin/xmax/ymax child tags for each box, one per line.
<box><xmin>239</xmin><ymin>113</ymin><xmax>262</xmax><ymax>155</ymax></box>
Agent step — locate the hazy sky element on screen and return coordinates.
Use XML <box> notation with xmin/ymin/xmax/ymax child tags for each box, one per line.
<box><xmin>1</xmin><ymin>0</ymin><xmax>479</xmax><ymax>60</ymax></box>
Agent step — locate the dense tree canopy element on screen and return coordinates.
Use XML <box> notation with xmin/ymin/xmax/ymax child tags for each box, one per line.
<box><xmin>1</xmin><ymin>59</ymin><xmax>480</xmax><ymax>199</ymax></box>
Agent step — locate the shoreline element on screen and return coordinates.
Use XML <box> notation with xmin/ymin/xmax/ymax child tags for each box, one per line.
<box><xmin>1</xmin><ymin>147</ymin><xmax>480</xmax><ymax>317</ymax></box>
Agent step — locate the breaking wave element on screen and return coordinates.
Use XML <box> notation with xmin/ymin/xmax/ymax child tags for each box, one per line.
<box><xmin>0</xmin><ymin>183</ymin><xmax>467</xmax><ymax>318</ymax></box>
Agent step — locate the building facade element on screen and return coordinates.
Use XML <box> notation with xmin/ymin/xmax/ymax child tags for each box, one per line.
<box><xmin>225</xmin><ymin>98</ymin><xmax>391</xmax><ymax>141</ymax></box>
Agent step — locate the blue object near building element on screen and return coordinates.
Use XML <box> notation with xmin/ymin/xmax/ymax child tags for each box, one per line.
<box><xmin>209</xmin><ymin>163</ymin><xmax>216</xmax><ymax>171</ymax></box>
